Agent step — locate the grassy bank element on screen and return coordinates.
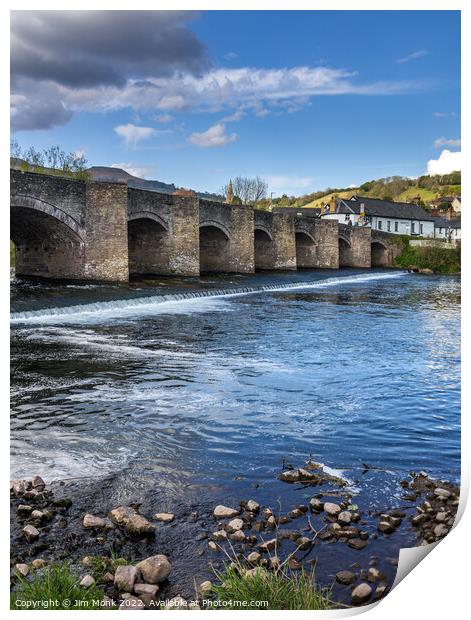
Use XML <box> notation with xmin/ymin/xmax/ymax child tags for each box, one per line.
<box><xmin>393</xmin><ymin>239</ymin><xmax>460</xmax><ymax>274</ymax></box>
<box><xmin>211</xmin><ymin>565</ymin><xmax>335</xmax><ymax>610</ymax></box>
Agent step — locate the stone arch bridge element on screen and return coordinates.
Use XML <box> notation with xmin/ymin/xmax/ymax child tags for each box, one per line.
<box><xmin>11</xmin><ymin>170</ymin><xmax>402</xmax><ymax>281</ymax></box>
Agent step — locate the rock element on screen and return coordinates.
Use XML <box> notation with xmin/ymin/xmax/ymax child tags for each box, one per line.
<box><xmin>14</xmin><ymin>563</ymin><xmax>29</xmax><ymax>578</ymax></box>
<box><xmin>32</xmin><ymin>475</ymin><xmax>46</xmax><ymax>490</ymax></box>
<box><xmin>212</xmin><ymin>530</ymin><xmax>227</xmax><ymax>541</ymax></box>
<box><xmin>227</xmin><ymin>518</ymin><xmax>244</xmax><ymax>532</ymax></box>
<box><xmin>434</xmin><ymin>488</ymin><xmax>452</xmax><ymax>499</ymax></box>
<box><xmin>266</xmin><ymin>515</ymin><xmax>276</xmax><ymax>528</ymax></box>
<box><xmin>247</xmin><ymin>551</ymin><xmax>261</xmax><ymax>564</ymax></box>
<box><xmin>153</xmin><ymin>512</ymin><xmax>175</xmax><ymax>523</ymax></box>
<box><xmin>83</xmin><ymin>514</ymin><xmax>107</xmax><ymax>529</ymax></box>
<box><xmin>198</xmin><ymin>580</ymin><xmax>212</xmax><ymax>595</ymax></box>
<box><xmin>246</xmin><ymin>500</ymin><xmax>260</xmax><ymax>513</ymax></box>
<box><xmin>109</xmin><ymin>506</ymin><xmax>155</xmax><ymax>536</ymax></box>
<box><xmin>31</xmin><ymin>510</ymin><xmax>44</xmax><ymax>521</ymax></box>
<box><xmin>296</xmin><ymin>536</ymin><xmax>311</xmax><ymax>550</ymax></box>
<box><xmin>434</xmin><ymin>524</ymin><xmax>449</xmax><ymax>538</ymax></box>
<box><xmin>418</xmin><ymin>268</ymin><xmax>434</xmax><ymax>275</ymax></box>
<box><xmin>436</xmin><ymin>512</ymin><xmax>447</xmax><ymax>522</ymax></box>
<box><xmin>348</xmin><ymin>538</ymin><xmax>368</xmax><ymax>551</ymax></box>
<box><xmin>165</xmin><ymin>596</ymin><xmax>187</xmax><ymax>609</ymax></box>
<box><xmin>336</xmin><ymin>570</ymin><xmax>356</xmax><ymax>585</ymax></box>
<box><xmin>378</xmin><ymin>521</ymin><xmax>395</xmax><ymax>533</ymax></box>
<box><xmin>310</xmin><ymin>498</ymin><xmax>323</xmax><ymax>512</ymax></box>
<box><xmin>367</xmin><ymin>567</ymin><xmax>382</xmax><ymax>582</ymax></box>
<box><xmin>80</xmin><ymin>575</ymin><xmax>95</xmax><ymax>588</ymax></box>
<box><xmin>324</xmin><ymin>502</ymin><xmax>341</xmax><ymax>516</ymax></box>
<box><xmin>351</xmin><ymin>583</ymin><xmax>372</xmax><ymax>605</ymax></box>
<box><xmin>338</xmin><ymin>511</ymin><xmax>352</xmax><ymax>525</ymax></box>
<box><xmin>375</xmin><ymin>584</ymin><xmax>387</xmax><ymax>599</ymax></box>
<box><xmin>119</xmin><ymin>596</ymin><xmax>145</xmax><ymax>610</ymax></box>
<box><xmin>244</xmin><ymin>567</ymin><xmax>267</xmax><ymax>579</ymax></box>
<box><xmin>100</xmin><ymin>572</ymin><xmax>115</xmax><ymax>584</ymax></box>
<box><xmin>258</xmin><ymin>538</ymin><xmax>277</xmax><ymax>552</ymax></box>
<box><xmin>136</xmin><ymin>554</ymin><xmax>172</xmax><ymax>584</ymax></box>
<box><xmin>412</xmin><ymin>513</ymin><xmax>427</xmax><ymax>526</ymax></box>
<box><xmin>213</xmin><ymin>505</ymin><xmax>239</xmax><ymax>519</ymax></box>
<box><xmin>31</xmin><ymin>559</ymin><xmax>46</xmax><ymax>570</ymax></box>
<box><xmin>114</xmin><ymin>566</ymin><xmax>137</xmax><ymax>592</ymax></box>
<box><xmin>288</xmin><ymin>558</ymin><xmax>301</xmax><ymax>570</ymax></box>
<box><xmin>134</xmin><ymin>583</ymin><xmax>158</xmax><ymax>606</ymax></box>
<box><xmin>11</xmin><ymin>480</ymin><xmax>28</xmax><ymax>496</ymax></box>
<box><xmin>288</xmin><ymin>508</ymin><xmax>303</xmax><ymax>519</ymax></box>
<box><xmin>22</xmin><ymin>524</ymin><xmax>39</xmax><ymax>542</ymax></box>
<box><xmin>230</xmin><ymin>530</ymin><xmax>246</xmax><ymax>542</ymax></box>
<box><xmin>269</xmin><ymin>556</ymin><xmax>281</xmax><ymax>570</ymax></box>
<box><xmin>17</xmin><ymin>504</ymin><xmax>33</xmax><ymax>515</ymax></box>
<box><xmin>208</xmin><ymin>541</ymin><xmax>218</xmax><ymax>551</ymax></box>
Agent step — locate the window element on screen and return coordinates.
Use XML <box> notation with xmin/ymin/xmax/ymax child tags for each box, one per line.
<box><xmin>345</xmin><ymin>213</ymin><xmax>350</xmax><ymax>220</ymax></box>
<box><xmin>395</xmin><ymin>222</ymin><xmax>399</xmax><ymax>232</ymax></box>
<box><xmin>420</xmin><ymin>224</ymin><xmax>423</xmax><ymax>235</ymax></box>
<box><xmin>378</xmin><ymin>220</ymin><xmax>382</xmax><ymax>230</ymax></box>
<box><xmin>411</xmin><ymin>222</ymin><xmax>415</xmax><ymax>234</ymax></box>
<box><xmin>439</xmin><ymin>227</ymin><xmax>442</xmax><ymax>234</ymax></box>
<box><xmin>387</xmin><ymin>221</ymin><xmax>391</xmax><ymax>232</ymax></box>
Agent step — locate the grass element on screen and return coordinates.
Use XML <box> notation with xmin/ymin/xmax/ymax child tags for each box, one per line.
<box><xmin>10</xmin><ymin>562</ymin><xmax>106</xmax><ymax>610</ymax></box>
<box><xmin>301</xmin><ymin>190</ymin><xmax>354</xmax><ymax>209</ymax></box>
<box><xmin>394</xmin><ymin>241</ymin><xmax>461</xmax><ymax>274</ymax></box>
<box><xmin>87</xmin><ymin>552</ymin><xmax>127</xmax><ymax>581</ymax></box>
<box><xmin>211</xmin><ymin>563</ymin><xmax>335</xmax><ymax>610</ymax></box>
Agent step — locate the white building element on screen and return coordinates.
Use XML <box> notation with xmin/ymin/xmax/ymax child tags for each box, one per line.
<box><xmin>433</xmin><ymin>217</ymin><xmax>461</xmax><ymax>241</ymax></box>
<box><xmin>322</xmin><ymin>196</ymin><xmax>436</xmax><ymax>237</ymax></box>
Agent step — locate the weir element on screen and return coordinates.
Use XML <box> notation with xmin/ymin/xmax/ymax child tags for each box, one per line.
<box><xmin>10</xmin><ymin>169</ymin><xmax>400</xmax><ymax>282</ymax></box>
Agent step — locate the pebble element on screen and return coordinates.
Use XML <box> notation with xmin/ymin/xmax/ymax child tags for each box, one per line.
<box><xmin>17</xmin><ymin>504</ymin><xmax>33</xmax><ymax>515</ymax></box>
<box><xmin>246</xmin><ymin>500</ymin><xmax>260</xmax><ymax>513</ymax></box>
<box><xmin>31</xmin><ymin>559</ymin><xmax>46</xmax><ymax>570</ymax></box>
<box><xmin>296</xmin><ymin>536</ymin><xmax>311</xmax><ymax>550</ymax></box>
<box><xmin>23</xmin><ymin>524</ymin><xmax>39</xmax><ymax>542</ymax></box>
<box><xmin>335</xmin><ymin>570</ymin><xmax>356</xmax><ymax>585</ymax></box>
<box><xmin>109</xmin><ymin>506</ymin><xmax>155</xmax><ymax>536</ymax></box>
<box><xmin>230</xmin><ymin>530</ymin><xmax>246</xmax><ymax>542</ymax></box>
<box><xmin>378</xmin><ymin>521</ymin><xmax>395</xmax><ymax>533</ymax></box>
<box><xmin>212</xmin><ymin>530</ymin><xmax>227</xmax><ymax>541</ymax></box>
<box><xmin>14</xmin><ymin>563</ymin><xmax>29</xmax><ymax>578</ymax></box>
<box><xmin>348</xmin><ymin>538</ymin><xmax>368</xmax><ymax>551</ymax></box>
<box><xmin>114</xmin><ymin>566</ymin><xmax>137</xmax><ymax>592</ymax></box>
<box><xmin>351</xmin><ymin>582</ymin><xmax>372</xmax><ymax>605</ymax></box>
<box><xmin>134</xmin><ymin>583</ymin><xmax>158</xmax><ymax>606</ymax></box>
<box><xmin>80</xmin><ymin>575</ymin><xmax>95</xmax><ymax>588</ymax></box>
<box><xmin>434</xmin><ymin>488</ymin><xmax>451</xmax><ymax>499</ymax></box>
<box><xmin>266</xmin><ymin>515</ymin><xmax>276</xmax><ymax>528</ymax></box>
<box><xmin>367</xmin><ymin>567</ymin><xmax>381</xmax><ymax>582</ymax></box>
<box><xmin>247</xmin><ymin>551</ymin><xmax>261</xmax><ymax>564</ymax></box>
<box><xmin>153</xmin><ymin>512</ymin><xmax>175</xmax><ymax>523</ymax></box>
<box><xmin>310</xmin><ymin>498</ymin><xmax>323</xmax><ymax>512</ymax></box>
<box><xmin>338</xmin><ymin>511</ymin><xmax>352</xmax><ymax>525</ymax></box>
<box><xmin>208</xmin><ymin>541</ymin><xmax>218</xmax><ymax>551</ymax></box>
<box><xmin>83</xmin><ymin>514</ymin><xmax>107</xmax><ymax>529</ymax></box>
<box><xmin>434</xmin><ymin>524</ymin><xmax>449</xmax><ymax>538</ymax></box>
<box><xmin>227</xmin><ymin>518</ymin><xmax>244</xmax><ymax>532</ymax></box>
<box><xmin>198</xmin><ymin>580</ymin><xmax>212</xmax><ymax>595</ymax></box>
<box><xmin>136</xmin><ymin>555</ymin><xmax>171</xmax><ymax>584</ymax></box>
<box><xmin>258</xmin><ymin>538</ymin><xmax>277</xmax><ymax>552</ymax></box>
<box><xmin>375</xmin><ymin>584</ymin><xmax>387</xmax><ymax>599</ymax></box>
<box><xmin>324</xmin><ymin>502</ymin><xmax>341</xmax><ymax>516</ymax></box>
<box><xmin>213</xmin><ymin>505</ymin><xmax>239</xmax><ymax>519</ymax></box>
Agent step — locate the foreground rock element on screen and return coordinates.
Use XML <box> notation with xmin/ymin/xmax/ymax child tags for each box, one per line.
<box><xmin>136</xmin><ymin>554</ymin><xmax>172</xmax><ymax>584</ymax></box>
<box><xmin>109</xmin><ymin>506</ymin><xmax>155</xmax><ymax>536</ymax></box>
<box><xmin>351</xmin><ymin>583</ymin><xmax>372</xmax><ymax>605</ymax></box>
<box><xmin>213</xmin><ymin>505</ymin><xmax>239</xmax><ymax>519</ymax></box>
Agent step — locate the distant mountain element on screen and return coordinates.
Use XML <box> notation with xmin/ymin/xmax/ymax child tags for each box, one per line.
<box><xmin>88</xmin><ymin>166</ymin><xmax>222</xmax><ymax>200</ymax></box>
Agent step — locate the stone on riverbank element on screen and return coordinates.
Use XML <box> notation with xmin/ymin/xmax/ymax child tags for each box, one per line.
<box><xmin>351</xmin><ymin>583</ymin><xmax>372</xmax><ymax>605</ymax></box>
<box><xmin>154</xmin><ymin>512</ymin><xmax>175</xmax><ymax>523</ymax></box>
<box><xmin>227</xmin><ymin>518</ymin><xmax>244</xmax><ymax>532</ymax></box>
<box><xmin>109</xmin><ymin>506</ymin><xmax>155</xmax><ymax>536</ymax></box>
<box><xmin>115</xmin><ymin>566</ymin><xmax>137</xmax><ymax>592</ymax></box>
<box><xmin>213</xmin><ymin>505</ymin><xmax>239</xmax><ymax>519</ymax></box>
<box><xmin>336</xmin><ymin>570</ymin><xmax>356</xmax><ymax>585</ymax></box>
<box><xmin>22</xmin><ymin>524</ymin><xmax>39</xmax><ymax>542</ymax></box>
<box><xmin>324</xmin><ymin>502</ymin><xmax>341</xmax><ymax>516</ymax></box>
<box><xmin>246</xmin><ymin>500</ymin><xmax>260</xmax><ymax>513</ymax></box>
<box><xmin>80</xmin><ymin>575</ymin><xmax>95</xmax><ymax>588</ymax></box>
<box><xmin>14</xmin><ymin>563</ymin><xmax>29</xmax><ymax>578</ymax></box>
<box><xmin>31</xmin><ymin>559</ymin><xmax>46</xmax><ymax>570</ymax></box>
<box><xmin>338</xmin><ymin>511</ymin><xmax>352</xmax><ymax>525</ymax></box>
<box><xmin>83</xmin><ymin>514</ymin><xmax>109</xmax><ymax>529</ymax></box>
<box><xmin>136</xmin><ymin>554</ymin><xmax>171</xmax><ymax>584</ymax></box>
<box><xmin>134</xmin><ymin>583</ymin><xmax>158</xmax><ymax>606</ymax></box>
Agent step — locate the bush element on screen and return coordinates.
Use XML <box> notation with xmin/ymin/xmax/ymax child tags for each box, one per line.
<box><xmin>10</xmin><ymin>563</ymin><xmax>105</xmax><ymax>610</ymax></box>
<box><xmin>211</xmin><ymin>565</ymin><xmax>335</xmax><ymax>610</ymax></box>
<box><xmin>394</xmin><ymin>242</ymin><xmax>461</xmax><ymax>274</ymax></box>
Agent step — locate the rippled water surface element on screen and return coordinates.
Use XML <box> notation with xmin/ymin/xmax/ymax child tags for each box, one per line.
<box><xmin>10</xmin><ymin>269</ymin><xmax>460</xmax><ymax>510</ymax></box>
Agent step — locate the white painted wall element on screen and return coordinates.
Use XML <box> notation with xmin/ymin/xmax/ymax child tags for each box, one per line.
<box><xmin>323</xmin><ymin>212</ymin><xmax>435</xmax><ymax>237</ymax></box>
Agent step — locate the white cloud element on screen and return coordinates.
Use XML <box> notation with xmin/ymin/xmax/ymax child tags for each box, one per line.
<box><xmin>154</xmin><ymin>113</ymin><xmax>174</xmax><ymax>123</ymax></box>
<box><xmin>433</xmin><ymin>137</ymin><xmax>461</xmax><ymax>149</ymax></box>
<box><xmin>432</xmin><ymin>112</ymin><xmax>456</xmax><ymax>118</ymax></box>
<box><xmin>266</xmin><ymin>175</ymin><xmax>313</xmax><ymax>194</ymax></box>
<box><xmin>188</xmin><ymin>123</ymin><xmax>238</xmax><ymax>148</ymax></box>
<box><xmin>111</xmin><ymin>162</ymin><xmax>154</xmax><ymax>178</ymax></box>
<box><xmin>426</xmin><ymin>149</ymin><xmax>461</xmax><ymax>175</ymax></box>
<box><xmin>222</xmin><ymin>109</ymin><xmax>245</xmax><ymax>122</ymax></box>
<box><xmin>224</xmin><ymin>52</ymin><xmax>238</xmax><ymax>61</ymax></box>
<box><xmin>347</xmin><ymin>183</ymin><xmax>358</xmax><ymax>189</ymax></box>
<box><xmin>73</xmin><ymin>148</ymin><xmax>87</xmax><ymax>158</ymax></box>
<box><xmin>114</xmin><ymin>123</ymin><xmax>155</xmax><ymax>147</ymax></box>
<box><xmin>396</xmin><ymin>50</ymin><xmax>428</xmax><ymax>64</ymax></box>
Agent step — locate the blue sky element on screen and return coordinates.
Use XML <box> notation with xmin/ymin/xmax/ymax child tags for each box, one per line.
<box><xmin>11</xmin><ymin>10</ymin><xmax>461</xmax><ymax>196</ymax></box>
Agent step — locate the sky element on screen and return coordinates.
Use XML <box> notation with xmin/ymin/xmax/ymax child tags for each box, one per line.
<box><xmin>10</xmin><ymin>10</ymin><xmax>461</xmax><ymax>196</ymax></box>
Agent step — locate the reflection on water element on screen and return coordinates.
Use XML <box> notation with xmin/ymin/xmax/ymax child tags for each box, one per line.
<box><xmin>11</xmin><ymin>270</ymin><xmax>460</xmax><ymax>510</ymax></box>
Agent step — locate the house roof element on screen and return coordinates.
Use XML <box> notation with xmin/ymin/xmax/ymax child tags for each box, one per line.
<box><xmin>332</xmin><ymin>196</ymin><xmax>435</xmax><ymax>221</ymax></box>
<box><xmin>272</xmin><ymin>207</ymin><xmax>321</xmax><ymax>217</ymax></box>
<box><xmin>431</xmin><ymin>216</ymin><xmax>461</xmax><ymax>229</ymax></box>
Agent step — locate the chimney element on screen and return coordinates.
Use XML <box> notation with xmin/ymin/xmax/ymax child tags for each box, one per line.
<box><xmin>330</xmin><ymin>196</ymin><xmax>337</xmax><ymax>212</ymax></box>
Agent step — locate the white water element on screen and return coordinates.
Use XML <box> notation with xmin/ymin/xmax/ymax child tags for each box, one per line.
<box><xmin>10</xmin><ymin>271</ymin><xmax>406</xmax><ymax>325</ymax></box>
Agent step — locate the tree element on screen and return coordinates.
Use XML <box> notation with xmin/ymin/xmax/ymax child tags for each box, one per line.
<box><xmin>220</xmin><ymin>176</ymin><xmax>268</xmax><ymax>205</ymax></box>
<box><xmin>10</xmin><ymin>142</ymin><xmax>90</xmax><ymax>180</ymax></box>
<box><xmin>226</xmin><ymin>179</ymin><xmax>234</xmax><ymax>203</ymax></box>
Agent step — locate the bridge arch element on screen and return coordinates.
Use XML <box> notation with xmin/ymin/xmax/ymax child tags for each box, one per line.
<box><xmin>11</xmin><ymin>194</ymin><xmax>85</xmax><ymax>279</ymax></box>
<box><xmin>295</xmin><ymin>230</ymin><xmax>316</xmax><ymax>269</ymax></box>
<box><xmin>199</xmin><ymin>223</ymin><xmax>230</xmax><ymax>273</ymax></box>
<box><xmin>127</xmin><ymin>213</ymin><xmax>169</xmax><ymax>277</ymax></box>
<box><xmin>371</xmin><ymin>241</ymin><xmax>389</xmax><ymax>267</ymax></box>
<box><xmin>254</xmin><ymin>226</ymin><xmax>275</xmax><ymax>270</ymax></box>
<box><xmin>338</xmin><ymin>236</ymin><xmax>353</xmax><ymax>267</ymax></box>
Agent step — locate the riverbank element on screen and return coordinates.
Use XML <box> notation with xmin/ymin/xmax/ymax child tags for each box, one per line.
<box><xmin>10</xmin><ymin>465</ymin><xmax>459</xmax><ymax>610</ymax></box>
<box><xmin>393</xmin><ymin>238</ymin><xmax>461</xmax><ymax>274</ymax></box>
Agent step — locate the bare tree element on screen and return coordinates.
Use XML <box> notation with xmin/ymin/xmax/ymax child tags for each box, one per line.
<box><xmin>220</xmin><ymin>176</ymin><xmax>268</xmax><ymax>205</ymax></box>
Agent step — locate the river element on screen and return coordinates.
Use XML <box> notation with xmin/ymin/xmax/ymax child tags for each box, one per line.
<box><xmin>10</xmin><ymin>268</ymin><xmax>460</xmax><ymax>599</ymax></box>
